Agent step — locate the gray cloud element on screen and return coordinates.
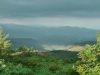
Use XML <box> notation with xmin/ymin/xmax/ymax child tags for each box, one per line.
<box><xmin>0</xmin><ymin>0</ymin><xmax>100</xmax><ymax>18</ymax></box>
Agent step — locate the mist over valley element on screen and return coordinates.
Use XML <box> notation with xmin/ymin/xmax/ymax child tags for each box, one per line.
<box><xmin>0</xmin><ymin>24</ymin><xmax>98</xmax><ymax>51</ymax></box>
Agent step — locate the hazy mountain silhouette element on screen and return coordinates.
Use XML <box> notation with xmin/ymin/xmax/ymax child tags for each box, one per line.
<box><xmin>9</xmin><ymin>38</ymin><xmax>44</xmax><ymax>50</ymax></box>
<box><xmin>0</xmin><ymin>24</ymin><xmax>98</xmax><ymax>50</ymax></box>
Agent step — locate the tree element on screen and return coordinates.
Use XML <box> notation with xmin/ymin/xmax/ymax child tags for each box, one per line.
<box><xmin>0</xmin><ymin>27</ymin><xmax>11</xmax><ymax>55</ymax></box>
<box><xmin>18</xmin><ymin>46</ymin><xmax>30</xmax><ymax>58</ymax></box>
<box><xmin>73</xmin><ymin>32</ymin><xmax>100</xmax><ymax>75</ymax></box>
<box><xmin>18</xmin><ymin>46</ymin><xmax>29</xmax><ymax>52</ymax></box>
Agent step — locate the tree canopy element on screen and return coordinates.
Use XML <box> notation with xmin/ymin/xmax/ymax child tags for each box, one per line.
<box><xmin>0</xmin><ymin>27</ymin><xmax>11</xmax><ymax>54</ymax></box>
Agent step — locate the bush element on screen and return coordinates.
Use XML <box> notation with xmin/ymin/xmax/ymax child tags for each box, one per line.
<box><xmin>0</xmin><ymin>59</ymin><xmax>6</xmax><ymax>72</ymax></box>
<box><xmin>73</xmin><ymin>32</ymin><xmax>100</xmax><ymax>75</ymax></box>
<box><xmin>62</xmin><ymin>58</ymin><xmax>74</xmax><ymax>64</ymax></box>
<box><xmin>0</xmin><ymin>59</ymin><xmax>34</xmax><ymax>75</ymax></box>
<box><xmin>65</xmin><ymin>69</ymin><xmax>79</xmax><ymax>75</ymax></box>
<box><xmin>2</xmin><ymin>63</ymin><xmax>34</xmax><ymax>75</ymax></box>
<box><xmin>18</xmin><ymin>46</ymin><xmax>29</xmax><ymax>52</ymax></box>
<box><xmin>0</xmin><ymin>27</ymin><xmax>11</xmax><ymax>55</ymax></box>
<box><xmin>49</xmin><ymin>64</ymin><xmax>60</xmax><ymax>73</ymax></box>
<box><xmin>46</xmin><ymin>57</ymin><xmax>57</xmax><ymax>62</ymax></box>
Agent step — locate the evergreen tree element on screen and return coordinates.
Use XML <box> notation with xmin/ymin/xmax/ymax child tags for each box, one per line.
<box><xmin>0</xmin><ymin>27</ymin><xmax>11</xmax><ymax>55</ymax></box>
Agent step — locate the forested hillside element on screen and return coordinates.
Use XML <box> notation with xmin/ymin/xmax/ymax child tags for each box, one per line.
<box><xmin>0</xmin><ymin>26</ymin><xmax>100</xmax><ymax>75</ymax></box>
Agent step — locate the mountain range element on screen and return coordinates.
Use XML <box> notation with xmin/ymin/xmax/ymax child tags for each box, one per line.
<box><xmin>0</xmin><ymin>24</ymin><xmax>99</xmax><ymax>50</ymax></box>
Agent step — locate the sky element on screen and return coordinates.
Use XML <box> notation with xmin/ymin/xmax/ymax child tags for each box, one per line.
<box><xmin>0</xmin><ymin>0</ymin><xmax>100</xmax><ymax>29</ymax></box>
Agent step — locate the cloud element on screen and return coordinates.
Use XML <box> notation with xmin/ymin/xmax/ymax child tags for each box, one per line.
<box><xmin>0</xmin><ymin>0</ymin><xmax>100</xmax><ymax>18</ymax></box>
<box><xmin>0</xmin><ymin>17</ymin><xmax>100</xmax><ymax>29</ymax></box>
<box><xmin>0</xmin><ymin>0</ymin><xmax>100</xmax><ymax>29</ymax></box>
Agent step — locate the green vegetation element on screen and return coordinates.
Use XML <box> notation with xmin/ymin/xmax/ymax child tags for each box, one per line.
<box><xmin>0</xmin><ymin>27</ymin><xmax>100</xmax><ymax>75</ymax></box>
<box><xmin>0</xmin><ymin>27</ymin><xmax>11</xmax><ymax>55</ymax></box>
<box><xmin>73</xmin><ymin>32</ymin><xmax>100</xmax><ymax>75</ymax></box>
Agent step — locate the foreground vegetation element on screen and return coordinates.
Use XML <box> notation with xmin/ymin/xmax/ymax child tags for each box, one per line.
<box><xmin>0</xmin><ymin>27</ymin><xmax>100</xmax><ymax>75</ymax></box>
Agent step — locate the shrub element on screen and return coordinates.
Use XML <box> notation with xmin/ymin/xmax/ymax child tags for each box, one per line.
<box><xmin>2</xmin><ymin>63</ymin><xmax>34</xmax><ymax>75</ymax></box>
<box><xmin>18</xmin><ymin>46</ymin><xmax>30</xmax><ymax>52</ymax></box>
<box><xmin>0</xmin><ymin>59</ymin><xmax>6</xmax><ymax>72</ymax></box>
<box><xmin>0</xmin><ymin>27</ymin><xmax>11</xmax><ymax>55</ymax></box>
<box><xmin>46</xmin><ymin>57</ymin><xmax>57</xmax><ymax>62</ymax></box>
<box><xmin>49</xmin><ymin>64</ymin><xmax>60</xmax><ymax>73</ymax></box>
<box><xmin>62</xmin><ymin>58</ymin><xmax>74</xmax><ymax>64</ymax></box>
<box><xmin>65</xmin><ymin>69</ymin><xmax>79</xmax><ymax>75</ymax></box>
<box><xmin>0</xmin><ymin>59</ymin><xmax>34</xmax><ymax>75</ymax></box>
<box><xmin>73</xmin><ymin>32</ymin><xmax>100</xmax><ymax>75</ymax></box>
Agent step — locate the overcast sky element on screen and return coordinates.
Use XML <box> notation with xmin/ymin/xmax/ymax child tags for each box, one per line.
<box><xmin>0</xmin><ymin>0</ymin><xmax>100</xmax><ymax>29</ymax></box>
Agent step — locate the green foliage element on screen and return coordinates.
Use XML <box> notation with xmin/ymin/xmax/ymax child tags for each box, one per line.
<box><xmin>73</xmin><ymin>32</ymin><xmax>100</xmax><ymax>75</ymax></box>
<box><xmin>18</xmin><ymin>46</ymin><xmax>30</xmax><ymax>52</ymax></box>
<box><xmin>18</xmin><ymin>46</ymin><xmax>33</xmax><ymax>58</ymax></box>
<box><xmin>46</xmin><ymin>56</ymin><xmax>57</xmax><ymax>62</ymax></box>
<box><xmin>0</xmin><ymin>27</ymin><xmax>80</xmax><ymax>75</ymax></box>
<box><xmin>65</xmin><ymin>68</ymin><xmax>79</xmax><ymax>75</ymax></box>
<box><xmin>0</xmin><ymin>27</ymin><xmax>11</xmax><ymax>55</ymax></box>
<box><xmin>0</xmin><ymin>27</ymin><xmax>81</xmax><ymax>75</ymax></box>
<box><xmin>0</xmin><ymin>59</ymin><xmax>34</xmax><ymax>75</ymax></box>
<box><xmin>62</xmin><ymin>58</ymin><xmax>74</xmax><ymax>64</ymax></box>
<box><xmin>5</xmin><ymin>53</ymin><xmax>78</xmax><ymax>75</ymax></box>
<box><xmin>49</xmin><ymin>64</ymin><xmax>60</xmax><ymax>73</ymax></box>
<box><xmin>0</xmin><ymin>59</ymin><xmax>6</xmax><ymax>72</ymax></box>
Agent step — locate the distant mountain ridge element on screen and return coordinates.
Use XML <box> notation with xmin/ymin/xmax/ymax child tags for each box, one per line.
<box><xmin>0</xmin><ymin>24</ymin><xmax>98</xmax><ymax>50</ymax></box>
<box><xmin>9</xmin><ymin>38</ymin><xmax>44</xmax><ymax>50</ymax></box>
